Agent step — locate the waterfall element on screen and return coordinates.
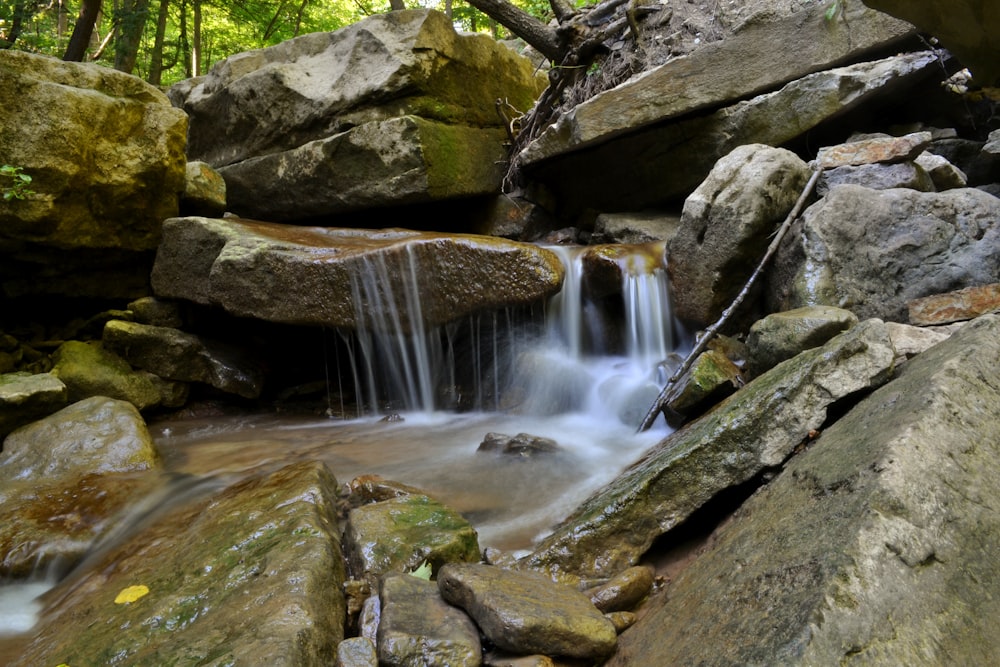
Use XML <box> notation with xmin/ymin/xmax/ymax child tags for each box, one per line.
<box><xmin>336</xmin><ymin>241</ymin><xmax>677</xmax><ymax>424</ymax></box>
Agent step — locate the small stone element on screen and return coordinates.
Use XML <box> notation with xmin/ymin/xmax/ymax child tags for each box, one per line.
<box><xmin>587</xmin><ymin>565</ymin><xmax>656</xmax><ymax>613</ymax></box>
<box><xmin>477</xmin><ymin>432</ymin><xmax>560</xmax><ymax>457</ymax></box>
<box><xmin>606</xmin><ymin>611</ymin><xmax>638</xmax><ymax>633</ymax></box>
<box><xmin>336</xmin><ymin>637</ymin><xmax>378</xmax><ymax>667</ymax></box>
<box><xmin>915</xmin><ymin>151</ymin><xmax>968</xmax><ymax>190</ymax></box>
<box><xmin>907</xmin><ymin>283</ymin><xmax>1000</xmax><ymax>325</ymax></box>
<box><xmin>816</xmin><ymin>131</ymin><xmax>932</xmax><ymax>168</ymax></box>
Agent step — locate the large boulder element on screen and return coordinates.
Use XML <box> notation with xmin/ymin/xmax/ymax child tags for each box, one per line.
<box><xmin>150</xmin><ymin>217</ymin><xmax>564</xmax><ymax>333</ymax></box>
<box><xmin>608</xmin><ymin>314</ymin><xmax>1000</xmax><ymax>665</ymax></box>
<box><xmin>768</xmin><ymin>184</ymin><xmax>1000</xmax><ymax>322</ymax></box>
<box><xmin>14</xmin><ymin>461</ymin><xmax>347</xmax><ymax>667</ymax></box>
<box><xmin>0</xmin><ymin>50</ymin><xmax>187</xmax><ymax>299</ymax></box>
<box><xmin>668</xmin><ymin>144</ymin><xmax>813</xmax><ymax>329</ymax></box>
<box><xmin>171</xmin><ymin>9</ymin><xmax>546</xmax><ymax>221</ymax></box>
<box><xmin>521</xmin><ymin>319</ymin><xmax>896</xmax><ymax>579</ymax></box>
<box><xmin>863</xmin><ymin>0</ymin><xmax>1000</xmax><ymax>86</ymax></box>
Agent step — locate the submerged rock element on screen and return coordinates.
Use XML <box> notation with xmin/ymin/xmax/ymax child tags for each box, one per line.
<box><xmin>150</xmin><ymin>216</ymin><xmax>564</xmax><ymax>334</ymax></box>
<box><xmin>609</xmin><ymin>314</ymin><xmax>1000</xmax><ymax>665</ymax></box>
<box><xmin>14</xmin><ymin>461</ymin><xmax>347</xmax><ymax>667</ymax></box>
<box><xmin>522</xmin><ymin>319</ymin><xmax>895</xmax><ymax>579</ymax></box>
<box><xmin>438</xmin><ymin>562</ymin><xmax>618</xmax><ymax>660</ymax></box>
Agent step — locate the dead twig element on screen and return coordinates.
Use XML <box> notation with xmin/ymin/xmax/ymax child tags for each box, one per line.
<box><xmin>636</xmin><ymin>166</ymin><xmax>823</xmax><ymax>432</ymax></box>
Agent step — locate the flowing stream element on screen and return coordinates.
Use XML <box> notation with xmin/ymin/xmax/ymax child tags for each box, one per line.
<box><xmin>1</xmin><ymin>241</ymin><xmax>683</xmax><ymax>642</ymax></box>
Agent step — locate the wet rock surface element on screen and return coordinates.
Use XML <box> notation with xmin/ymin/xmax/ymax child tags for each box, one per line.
<box><xmin>609</xmin><ymin>314</ymin><xmax>1000</xmax><ymax>665</ymax></box>
<box><xmin>12</xmin><ymin>461</ymin><xmax>347</xmax><ymax>667</ymax></box>
<box><xmin>745</xmin><ymin>305</ymin><xmax>859</xmax><ymax>376</ymax></box>
<box><xmin>377</xmin><ymin>572</ymin><xmax>482</xmax><ymax>667</ymax></box>
<box><xmin>438</xmin><ymin>562</ymin><xmax>618</xmax><ymax>660</ymax></box>
<box><xmin>522</xmin><ymin>319</ymin><xmax>896</xmax><ymax>579</ymax></box>
<box><xmin>0</xmin><ymin>372</ymin><xmax>67</xmax><ymax>439</ymax></box>
<box><xmin>103</xmin><ymin>319</ymin><xmax>262</xmax><ymax>399</ymax></box>
<box><xmin>150</xmin><ymin>216</ymin><xmax>564</xmax><ymax>334</ymax></box>
<box><xmin>345</xmin><ymin>493</ymin><xmax>481</xmax><ymax>580</ymax></box>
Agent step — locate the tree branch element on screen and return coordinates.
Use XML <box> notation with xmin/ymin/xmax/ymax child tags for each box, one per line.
<box><xmin>465</xmin><ymin>0</ymin><xmax>565</xmax><ymax>62</ymax></box>
<box><xmin>637</xmin><ymin>167</ymin><xmax>823</xmax><ymax>432</ymax></box>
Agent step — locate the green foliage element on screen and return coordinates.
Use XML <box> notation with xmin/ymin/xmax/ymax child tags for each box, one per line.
<box><xmin>1</xmin><ymin>165</ymin><xmax>33</xmax><ymax>201</ymax></box>
<box><xmin>1</xmin><ymin>0</ymin><xmax>562</xmax><ymax>86</ymax></box>
<box><xmin>824</xmin><ymin>0</ymin><xmax>842</xmax><ymax>22</ymax></box>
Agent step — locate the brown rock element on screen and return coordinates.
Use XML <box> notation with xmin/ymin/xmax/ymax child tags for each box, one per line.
<box><xmin>815</xmin><ymin>131</ymin><xmax>932</xmax><ymax>168</ymax></box>
<box><xmin>908</xmin><ymin>282</ymin><xmax>1000</xmax><ymax>325</ymax></box>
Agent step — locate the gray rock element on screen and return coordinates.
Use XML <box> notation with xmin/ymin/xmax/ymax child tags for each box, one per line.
<box><xmin>522</xmin><ymin>319</ymin><xmax>895</xmax><ymax>579</ymax></box>
<box><xmin>668</xmin><ymin>144</ymin><xmax>812</xmax><ymax>328</ymax></box>
<box><xmin>592</xmin><ymin>211</ymin><xmax>682</xmax><ymax>244</ymax></box>
<box><xmin>915</xmin><ymin>151</ymin><xmax>968</xmax><ymax>190</ymax></box>
<box><xmin>885</xmin><ymin>321</ymin><xmax>951</xmax><ymax>361</ymax></box>
<box><xmin>13</xmin><ymin>461</ymin><xmax>347</xmax><ymax>667</ymax></box>
<box><xmin>746</xmin><ymin>305</ymin><xmax>859</xmax><ymax>376</ymax></box>
<box><xmin>0</xmin><ymin>50</ymin><xmax>186</xmax><ymax>299</ymax></box>
<box><xmin>173</xmin><ymin>9</ymin><xmax>544</xmax><ymax>220</ymax></box>
<box><xmin>862</xmin><ymin>0</ymin><xmax>1000</xmax><ymax>85</ymax></box>
<box><xmin>103</xmin><ymin>320</ymin><xmax>263</xmax><ymax>399</ymax></box>
<box><xmin>0</xmin><ymin>372</ymin><xmax>67</xmax><ymax>439</ymax></box>
<box><xmin>526</xmin><ymin>51</ymin><xmax>939</xmax><ymax>215</ymax></box>
<box><xmin>181</xmin><ymin>160</ymin><xmax>227</xmax><ymax>217</ymax></box>
<box><xmin>336</xmin><ymin>637</ymin><xmax>378</xmax><ymax>667</ymax></box>
<box><xmin>219</xmin><ymin>116</ymin><xmax>510</xmax><ymax>220</ymax></box>
<box><xmin>521</xmin><ymin>1</ymin><xmax>913</xmax><ymax>164</ymax></box>
<box><xmin>344</xmin><ymin>493</ymin><xmax>480</xmax><ymax>579</ymax></box>
<box><xmin>478</xmin><ymin>432</ymin><xmax>560</xmax><ymax>457</ymax></box>
<box><xmin>608</xmin><ymin>313</ymin><xmax>1000</xmax><ymax>665</ymax></box>
<box><xmin>377</xmin><ymin>573</ymin><xmax>482</xmax><ymax>667</ymax></box>
<box><xmin>769</xmin><ymin>185</ymin><xmax>1000</xmax><ymax>322</ymax></box>
<box><xmin>150</xmin><ymin>217</ymin><xmax>564</xmax><ymax>334</ymax></box>
<box><xmin>0</xmin><ymin>396</ymin><xmax>159</xmax><ymax>483</ymax></box>
<box><xmin>438</xmin><ymin>563</ymin><xmax>617</xmax><ymax>660</ymax></box>
<box><xmin>816</xmin><ymin>161</ymin><xmax>935</xmax><ymax>195</ymax></box>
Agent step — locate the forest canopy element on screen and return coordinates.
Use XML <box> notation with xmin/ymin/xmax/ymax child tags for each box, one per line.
<box><xmin>0</xmin><ymin>0</ymin><xmax>559</xmax><ymax>86</ymax></box>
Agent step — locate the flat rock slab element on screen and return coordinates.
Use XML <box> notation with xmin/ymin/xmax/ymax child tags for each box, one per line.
<box><xmin>378</xmin><ymin>573</ymin><xmax>482</xmax><ymax>667</ymax></box>
<box><xmin>14</xmin><ymin>461</ymin><xmax>347</xmax><ymax>667</ymax></box>
<box><xmin>151</xmin><ymin>217</ymin><xmax>564</xmax><ymax>333</ymax></box>
<box><xmin>608</xmin><ymin>314</ymin><xmax>1000</xmax><ymax>665</ymax></box>
<box><xmin>908</xmin><ymin>282</ymin><xmax>1000</xmax><ymax>325</ymax></box>
<box><xmin>522</xmin><ymin>319</ymin><xmax>895</xmax><ymax>579</ymax></box>
<box><xmin>526</xmin><ymin>50</ymin><xmax>939</xmax><ymax>213</ymax></box>
<box><xmin>0</xmin><ymin>372</ymin><xmax>67</xmax><ymax>439</ymax></box>
<box><xmin>521</xmin><ymin>0</ymin><xmax>913</xmax><ymax>164</ymax></box>
<box><xmin>438</xmin><ymin>563</ymin><xmax>617</xmax><ymax>660</ymax></box>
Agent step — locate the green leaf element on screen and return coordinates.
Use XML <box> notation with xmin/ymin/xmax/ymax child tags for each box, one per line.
<box><xmin>825</xmin><ymin>1</ymin><xmax>840</xmax><ymax>22</ymax></box>
<box><xmin>409</xmin><ymin>560</ymin><xmax>433</xmax><ymax>580</ymax></box>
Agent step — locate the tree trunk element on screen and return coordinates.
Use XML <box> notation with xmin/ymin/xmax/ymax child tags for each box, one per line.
<box><xmin>147</xmin><ymin>0</ymin><xmax>171</xmax><ymax>84</ymax></box>
<box><xmin>64</xmin><ymin>0</ymin><xmax>103</xmax><ymax>61</ymax></box>
<box><xmin>464</xmin><ymin>0</ymin><xmax>564</xmax><ymax>62</ymax></box>
<box><xmin>191</xmin><ymin>0</ymin><xmax>201</xmax><ymax>76</ymax></box>
<box><xmin>389</xmin><ymin>0</ymin><xmax>406</xmax><ymax>10</ymax></box>
<box><xmin>114</xmin><ymin>0</ymin><xmax>152</xmax><ymax>73</ymax></box>
<box><xmin>1</xmin><ymin>1</ymin><xmax>29</xmax><ymax>49</ymax></box>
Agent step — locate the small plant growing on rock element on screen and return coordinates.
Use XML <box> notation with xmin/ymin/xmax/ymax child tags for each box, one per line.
<box><xmin>1</xmin><ymin>165</ymin><xmax>34</xmax><ymax>200</ymax></box>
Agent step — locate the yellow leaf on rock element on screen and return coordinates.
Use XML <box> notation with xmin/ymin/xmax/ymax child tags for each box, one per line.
<box><xmin>114</xmin><ymin>584</ymin><xmax>150</xmax><ymax>604</ymax></box>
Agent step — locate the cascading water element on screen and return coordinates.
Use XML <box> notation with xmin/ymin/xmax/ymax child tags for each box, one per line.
<box><xmin>1</xmin><ymin>240</ymin><xmax>684</xmax><ymax>642</ymax></box>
